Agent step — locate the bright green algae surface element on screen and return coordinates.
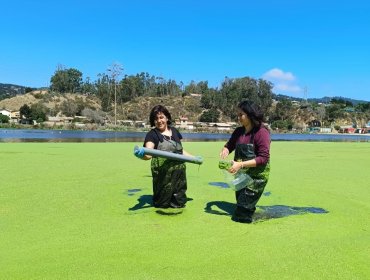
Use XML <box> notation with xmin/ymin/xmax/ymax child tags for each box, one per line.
<box><xmin>0</xmin><ymin>142</ymin><xmax>369</xmax><ymax>279</ymax></box>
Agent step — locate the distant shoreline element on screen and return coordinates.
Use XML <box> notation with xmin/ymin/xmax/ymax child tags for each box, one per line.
<box><xmin>0</xmin><ymin>126</ymin><xmax>369</xmax><ymax>136</ymax></box>
<box><xmin>1</xmin><ymin>124</ymin><xmax>369</xmax><ymax>135</ymax></box>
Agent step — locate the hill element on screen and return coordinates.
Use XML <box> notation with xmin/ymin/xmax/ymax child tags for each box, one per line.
<box><xmin>120</xmin><ymin>95</ymin><xmax>222</xmax><ymax>122</ymax></box>
<box><xmin>0</xmin><ymin>90</ymin><xmax>101</xmax><ymax>113</ymax></box>
<box><xmin>0</xmin><ymin>87</ymin><xmax>366</xmax><ymax>128</ymax></box>
<box><xmin>0</xmin><ymin>83</ymin><xmax>28</xmax><ymax>100</ymax></box>
<box><xmin>273</xmin><ymin>93</ymin><xmax>368</xmax><ymax>105</ymax></box>
<box><xmin>0</xmin><ymin>91</ymin><xmax>232</xmax><ymax>123</ymax></box>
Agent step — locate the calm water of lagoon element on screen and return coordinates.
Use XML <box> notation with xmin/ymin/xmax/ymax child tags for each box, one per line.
<box><xmin>0</xmin><ymin>128</ymin><xmax>369</xmax><ymax>142</ymax></box>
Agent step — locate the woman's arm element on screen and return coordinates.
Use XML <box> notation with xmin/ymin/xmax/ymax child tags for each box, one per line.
<box><xmin>142</xmin><ymin>141</ymin><xmax>154</xmax><ymax>160</ymax></box>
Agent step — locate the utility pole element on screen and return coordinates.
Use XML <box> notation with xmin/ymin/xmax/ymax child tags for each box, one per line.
<box><xmin>303</xmin><ymin>86</ymin><xmax>308</xmax><ymax>105</ymax></box>
<box><xmin>107</xmin><ymin>62</ymin><xmax>123</xmax><ymax>126</ymax></box>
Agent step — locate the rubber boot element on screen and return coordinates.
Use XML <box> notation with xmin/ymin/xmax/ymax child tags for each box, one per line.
<box><xmin>231</xmin><ymin>206</ymin><xmax>253</xmax><ymax>223</ymax></box>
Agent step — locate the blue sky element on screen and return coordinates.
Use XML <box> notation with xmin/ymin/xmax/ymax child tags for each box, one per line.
<box><xmin>1</xmin><ymin>0</ymin><xmax>369</xmax><ymax>101</ymax></box>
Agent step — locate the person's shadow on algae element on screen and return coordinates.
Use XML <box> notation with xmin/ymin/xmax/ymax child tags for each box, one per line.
<box><xmin>128</xmin><ymin>194</ymin><xmax>153</xmax><ymax>211</ymax></box>
<box><xmin>204</xmin><ymin>191</ymin><xmax>328</xmax><ymax>223</ymax></box>
<box><xmin>128</xmin><ymin>191</ymin><xmax>193</xmax><ymax>216</ymax></box>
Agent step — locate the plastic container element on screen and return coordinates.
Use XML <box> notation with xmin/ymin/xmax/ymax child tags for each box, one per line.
<box><xmin>222</xmin><ymin>170</ymin><xmax>254</xmax><ymax>191</ymax></box>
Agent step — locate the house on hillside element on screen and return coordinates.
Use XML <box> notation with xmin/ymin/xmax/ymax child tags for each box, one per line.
<box><xmin>176</xmin><ymin>116</ymin><xmax>194</xmax><ymax>130</ymax></box>
<box><xmin>308</xmin><ymin>120</ymin><xmax>321</xmax><ymax>127</ymax></box>
<box><xmin>338</xmin><ymin>126</ymin><xmax>355</xmax><ymax>133</ymax></box>
<box><xmin>43</xmin><ymin>116</ymin><xmax>74</xmax><ymax>127</ymax></box>
<box><xmin>0</xmin><ymin>109</ymin><xmax>20</xmax><ymax>123</ymax></box>
<box><xmin>118</xmin><ymin>120</ymin><xmax>134</xmax><ymax>126</ymax></box>
<box><xmin>209</xmin><ymin>122</ymin><xmax>232</xmax><ymax>132</ymax></box>
<box><xmin>134</xmin><ymin>121</ymin><xmax>146</xmax><ymax>128</ymax></box>
<box><xmin>364</xmin><ymin>121</ymin><xmax>370</xmax><ymax>133</ymax></box>
<box><xmin>0</xmin><ymin>109</ymin><xmax>11</xmax><ymax>118</ymax></box>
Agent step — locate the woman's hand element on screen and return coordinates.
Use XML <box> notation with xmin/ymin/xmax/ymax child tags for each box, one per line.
<box><xmin>219</xmin><ymin>147</ymin><xmax>229</xmax><ymax>159</ymax></box>
<box><xmin>228</xmin><ymin>161</ymin><xmax>243</xmax><ymax>174</ymax></box>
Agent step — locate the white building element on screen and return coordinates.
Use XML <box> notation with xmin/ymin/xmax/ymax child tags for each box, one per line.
<box><xmin>0</xmin><ymin>109</ymin><xmax>20</xmax><ymax>122</ymax></box>
<box><xmin>0</xmin><ymin>109</ymin><xmax>11</xmax><ymax>118</ymax></box>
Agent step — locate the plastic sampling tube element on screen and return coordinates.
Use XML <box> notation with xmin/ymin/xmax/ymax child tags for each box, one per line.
<box><xmin>134</xmin><ymin>145</ymin><xmax>203</xmax><ymax>165</ymax></box>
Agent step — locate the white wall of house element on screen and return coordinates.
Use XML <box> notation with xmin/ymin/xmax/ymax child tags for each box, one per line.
<box><xmin>320</xmin><ymin>127</ymin><xmax>332</xmax><ymax>133</ymax></box>
<box><xmin>0</xmin><ymin>109</ymin><xmax>11</xmax><ymax>118</ymax></box>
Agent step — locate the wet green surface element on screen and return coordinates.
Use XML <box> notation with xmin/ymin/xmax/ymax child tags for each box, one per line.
<box><xmin>0</xmin><ymin>142</ymin><xmax>369</xmax><ymax>279</ymax></box>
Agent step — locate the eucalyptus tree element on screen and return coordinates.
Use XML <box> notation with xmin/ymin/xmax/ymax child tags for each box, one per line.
<box><xmin>219</xmin><ymin>76</ymin><xmax>273</xmax><ymax>119</ymax></box>
<box><xmin>201</xmin><ymin>87</ymin><xmax>220</xmax><ymax>109</ymax></box>
<box><xmin>81</xmin><ymin>77</ymin><xmax>96</xmax><ymax>95</ymax></box>
<box><xmin>95</xmin><ymin>73</ymin><xmax>112</xmax><ymax>112</ymax></box>
<box><xmin>184</xmin><ymin>80</ymin><xmax>209</xmax><ymax>95</ymax></box>
<box><xmin>166</xmin><ymin>79</ymin><xmax>182</xmax><ymax>96</ymax></box>
<box><xmin>119</xmin><ymin>74</ymin><xmax>144</xmax><ymax>102</ymax></box>
<box><xmin>184</xmin><ymin>80</ymin><xmax>197</xmax><ymax>95</ymax></box>
<box><xmin>138</xmin><ymin>72</ymin><xmax>154</xmax><ymax>96</ymax></box>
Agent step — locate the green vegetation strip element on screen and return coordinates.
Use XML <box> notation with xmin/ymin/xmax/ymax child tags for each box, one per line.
<box><xmin>0</xmin><ymin>142</ymin><xmax>369</xmax><ymax>279</ymax></box>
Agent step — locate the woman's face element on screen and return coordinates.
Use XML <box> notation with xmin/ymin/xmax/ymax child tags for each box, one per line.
<box><xmin>237</xmin><ymin>109</ymin><xmax>251</xmax><ymax>127</ymax></box>
<box><xmin>154</xmin><ymin>112</ymin><xmax>168</xmax><ymax>131</ymax></box>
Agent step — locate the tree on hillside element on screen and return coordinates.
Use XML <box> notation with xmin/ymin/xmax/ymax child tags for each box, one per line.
<box><xmin>30</xmin><ymin>103</ymin><xmax>47</xmax><ymax>122</ymax></box>
<box><xmin>0</xmin><ymin>113</ymin><xmax>9</xmax><ymax>123</ymax></box>
<box><xmin>184</xmin><ymin>80</ymin><xmax>209</xmax><ymax>96</ymax></box>
<box><xmin>256</xmin><ymin>79</ymin><xmax>274</xmax><ymax>114</ymax></box>
<box><xmin>25</xmin><ymin>87</ymin><xmax>35</xmax><ymax>93</ymax></box>
<box><xmin>60</xmin><ymin>100</ymin><xmax>79</xmax><ymax>117</ymax></box>
<box><xmin>270</xmin><ymin>98</ymin><xmax>293</xmax><ymax>122</ymax></box>
<box><xmin>81</xmin><ymin>108</ymin><xmax>106</xmax><ymax>124</ymax></box>
<box><xmin>50</xmin><ymin>66</ymin><xmax>83</xmax><ymax>93</ymax></box>
<box><xmin>199</xmin><ymin>108</ymin><xmax>220</xmax><ymax>122</ymax></box>
<box><xmin>218</xmin><ymin>76</ymin><xmax>273</xmax><ymax>119</ymax></box>
<box><xmin>120</xmin><ymin>74</ymin><xmax>144</xmax><ymax>102</ymax></box>
<box><xmin>355</xmin><ymin>102</ymin><xmax>370</xmax><ymax>113</ymax></box>
<box><xmin>19</xmin><ymin>104</ymin><xmax>32</xmax><ymax>119</ymax></box>
<box><xmin>95</xmin><ymin>73</ymin><xmax>112</xmax><ymax>112</ymax></box>
<box><xmin>166</xmin><ymin>79</ymin><xmax>182</xmax><ymax>96</ymax></box>
<box><xmin>81</xmin><ymin>77</ymin><xmax>96</xmax><ymax>95</ymax></box>
<box><xmin>330</xmin><ymin>98</ymin><xmax>353</xmax><ymax>108</ymax></box>
<box><xmin>59</xmin><ymin>97</ymin><xmax>87</xmax><ymax>117</ymax></box>
<box><xmin>326</xmin><ymin>103</ymin><xmax>346</xmax><ymax>120</ymax></box>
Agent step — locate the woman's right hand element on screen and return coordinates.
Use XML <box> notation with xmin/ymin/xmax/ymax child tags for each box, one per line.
<box><xmin>219</xmin><ymin>147</ymin><xmax>229</xmax><ymax>159</ymax></box>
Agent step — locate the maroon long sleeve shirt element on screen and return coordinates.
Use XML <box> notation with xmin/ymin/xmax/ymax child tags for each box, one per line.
<box><xmin>224</xmin><ymin>126</ymin><xmax>270</xmax><ymax>166</ymax></box>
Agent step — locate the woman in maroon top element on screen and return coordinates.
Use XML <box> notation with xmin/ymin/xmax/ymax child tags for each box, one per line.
<box><xmin>220</xmin><ymin>100</ymin><xmax>271</xmax><ymax>223</ymax></box>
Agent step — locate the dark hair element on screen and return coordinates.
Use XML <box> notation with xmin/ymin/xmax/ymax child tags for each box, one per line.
<box><xmin>238</xmin><ymin>100</ymin><xmax>265</xmax><ymax>128</ymax></box>
<box><xmin>149</xmin><ymin>105</ymin><xmax>172</xmax><ymax>127</ymax></box>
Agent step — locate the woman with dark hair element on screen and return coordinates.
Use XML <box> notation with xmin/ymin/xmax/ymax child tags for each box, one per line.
<box><xmin>135</xmin><ymin>105</ymin><xmax>195</xmax><ymax>209</ymax></box>
<box><xmin>220</xmin><ymin>100</ymin><xmax>271</xmax><ymax>223</ymax></box>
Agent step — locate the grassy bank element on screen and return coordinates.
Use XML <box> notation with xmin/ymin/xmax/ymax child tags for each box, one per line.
<box><xmin>0</xmin><ymin>142</ymin><xmax>369</xmax><ymax>279</ymax></box>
